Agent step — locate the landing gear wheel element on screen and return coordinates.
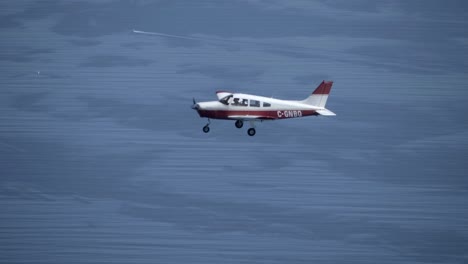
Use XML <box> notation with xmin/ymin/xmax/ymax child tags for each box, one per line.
<box><xmin>203</xmin><ymin>125</ymin><xmax>210</xmax><ymax>133</ymax></box>
<box><xmin>235</xmin><ymin>120</ymin><xmax>243</xmax><ymax>129</ymax></box>
<box><xmin>247</xmin><ymin>128</ymin><xmax>256</xmax><ymax>136</ymax></box>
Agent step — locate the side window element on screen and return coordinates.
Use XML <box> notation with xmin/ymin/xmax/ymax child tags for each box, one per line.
<box><xmin>231</xmin><ymin>98</ymin><xmax>241</xmax><ymax>106</ymax></box>
<box><xmin>263</xmin><ymin>102</ymin><xmax>271</xmax><ymax>107</ymax></box>
<box><xmin>250</xmin><ymin>100</ymin><xmax>260</xmax><ymax>107</ymax></box>
<box><xmin>231</xmin><ymin>98</ymin><xmax>248</xmax><ymax>107</ymax></box>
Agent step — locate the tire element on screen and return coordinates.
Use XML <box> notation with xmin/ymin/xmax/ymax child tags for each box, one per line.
<box><xmin>235</xmin><ymin>120</ymin><xmax>243</xmax><ymax>128</ymax></box>
<box><xmin>247</xmin><ymin>128</ymin><xmax>256</xmax><ymax>136</ymax></box>
<box><xmin>203</xmin><ymin>126</ymin><xmax>210</xmax><ymax>133</ymax></box>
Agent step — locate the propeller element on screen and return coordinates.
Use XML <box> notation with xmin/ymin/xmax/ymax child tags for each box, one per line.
<box><xmin>191</xmin><ymin>98</ymin><xmax>199</xmax><ymax>110</ymax></box>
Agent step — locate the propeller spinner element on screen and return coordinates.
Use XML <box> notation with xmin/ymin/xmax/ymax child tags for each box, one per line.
<box><xmin>191</xmin><ymin>98</ymin><xmax>199</xmax><ymax>110</ymax></box>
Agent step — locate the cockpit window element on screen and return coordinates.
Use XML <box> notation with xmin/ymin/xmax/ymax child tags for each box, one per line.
<box><xmin>219</xmin><ymin>94</ymin><xmax>233</xmax><ymax>105</ymax></box>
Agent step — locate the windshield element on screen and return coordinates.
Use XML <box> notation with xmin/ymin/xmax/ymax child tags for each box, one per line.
<box><xmin>219</xmin><ymin>94</ymin><xmax>233</xmax><ymax>105</ymax></box>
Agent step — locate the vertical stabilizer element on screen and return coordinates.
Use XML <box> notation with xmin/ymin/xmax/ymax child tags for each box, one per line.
<box><xmin>301</xmin><ymin>80</ymin><xmax>333</xmax><ymax>107</ymax></box>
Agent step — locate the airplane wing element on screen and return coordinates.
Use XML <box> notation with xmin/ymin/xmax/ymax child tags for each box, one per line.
<box><xmin>315</xmin><ymin>108</ymin><xmax>336</xmax><ymax>116</ymax></box>
<box><xmin>228</xmin><ymin>115</ymin><xmax>276</xmax><ymax>120</ymax></box>
<box><xmin>216</xmin><ymin>91</ymin><xmax>232</xmax><ymax>100</ymax></box>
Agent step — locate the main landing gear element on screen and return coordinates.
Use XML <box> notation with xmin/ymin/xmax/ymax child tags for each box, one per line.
<box><xmin>200</xmin><ymin>119</ymin><xmax>257</xmax><ymax>136</ymax></box>
<box><xmin>246</xmin><ymin>120</ymin><xmax>256</xmax><ymax>136</ymax></box>
<box><xmin>235</xmin><ymin>120</ymin><xmax>255</xmax><ymax>136</ymax></box>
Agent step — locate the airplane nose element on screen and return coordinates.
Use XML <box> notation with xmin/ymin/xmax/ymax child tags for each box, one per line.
<box><xmin>191</xmin><ymin>103</ymin><xmax>200</xmax><ymax>110</ymax></box>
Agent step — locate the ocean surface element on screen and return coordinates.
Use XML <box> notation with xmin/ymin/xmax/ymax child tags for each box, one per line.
<box><xmin>1</xmin><ymin>1</ymin><xmax>467</xmax><ymax>263</ymax></box>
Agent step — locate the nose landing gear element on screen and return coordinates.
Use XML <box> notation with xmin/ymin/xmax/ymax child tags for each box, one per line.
<box><xmin>235</xmin><ymin>120</ymin><xmax>243</xmax><ymax>128</ymax></box>
<box><xmin>202</xmin><ymin>119</ymin><xmax>210</xmax><ymax>133</ymax></box>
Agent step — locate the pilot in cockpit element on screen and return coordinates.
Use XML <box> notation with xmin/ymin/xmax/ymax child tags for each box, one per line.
<box><xmin>219</xmin><ymin>94</ymin><xmax>233</xmax><ymax>105</ymax></box>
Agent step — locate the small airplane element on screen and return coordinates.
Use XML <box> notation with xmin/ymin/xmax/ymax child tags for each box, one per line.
<box><xmin>191</xmin><ymin>80</ymin><xmax>335</xmax><ymax>136</ymax></box>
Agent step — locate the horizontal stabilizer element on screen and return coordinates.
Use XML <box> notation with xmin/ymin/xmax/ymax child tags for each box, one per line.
<box><xmin>316</xmin><ymin>109</ymin><xmax>336</xmax><ymax>116</ymax></box>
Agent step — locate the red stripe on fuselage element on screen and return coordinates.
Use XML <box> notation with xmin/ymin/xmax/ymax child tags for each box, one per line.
<box><xmin>196</xmin><ymin>109</ymin><xmax>318</xmax><ymax>120</ymax></box>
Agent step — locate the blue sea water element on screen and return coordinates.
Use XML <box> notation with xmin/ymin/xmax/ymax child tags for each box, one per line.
<box><xmin>1</xmin><ymin>1</ymin><xmax>467</xmax><ymax>263</ymax></box>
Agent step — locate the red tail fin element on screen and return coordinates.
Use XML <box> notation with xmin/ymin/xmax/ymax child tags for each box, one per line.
<box><xmin>312</xmin><ymin>80</ymin><xmax>333</xmax><ymax>95</ymax></box>
<box><xmin>302</xmin><ymin>80</ymin><xmax>333</xmax><ymax>107</ymax></box>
